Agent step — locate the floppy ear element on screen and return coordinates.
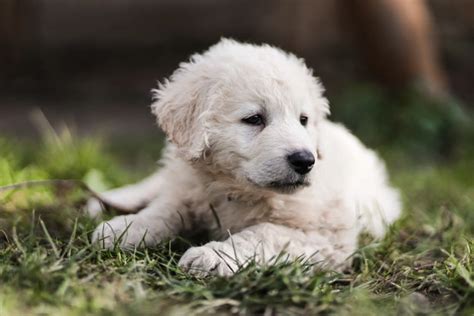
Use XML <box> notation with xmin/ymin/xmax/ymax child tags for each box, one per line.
<box><xmin>310</xmin><ymin>76</ymin><xmax>330</xmax><ymax>121</ymax></box>
<box><xmin>151</xmin><ymin>61</ymin><xmax>211</xmax><ymax>161</ymax></box>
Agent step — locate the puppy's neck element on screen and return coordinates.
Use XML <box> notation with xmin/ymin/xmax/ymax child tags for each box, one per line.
<box><xmin>195</xmin><ymin>169</ymin><xmax>272</xmax><ymax>205</ymax></box>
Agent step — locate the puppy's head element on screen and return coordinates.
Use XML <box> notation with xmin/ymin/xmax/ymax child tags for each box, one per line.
<box><xmin>152</xmin><ymin>39</ymin><xmax>329</xmax><ymax>193</ymax></box>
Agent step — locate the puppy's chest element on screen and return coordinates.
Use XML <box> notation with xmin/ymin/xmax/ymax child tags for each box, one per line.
<box><xmin>206</xmin><ymin>197</ymin><xmax>266</xmax><ymax>237</ymax></box>
<box><xmin>206</xmin><ymin>193</ymin><xmax>349</xmax><ymax>237</ymax></box>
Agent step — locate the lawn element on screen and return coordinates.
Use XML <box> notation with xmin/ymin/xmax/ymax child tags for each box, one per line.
<box><xmin>1</xmin><ymin>92</ymin><xmax>473</xmax><ymax>315</ymax></box>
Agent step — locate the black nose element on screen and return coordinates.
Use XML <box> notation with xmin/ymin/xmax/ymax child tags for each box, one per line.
<box><xmin>287</xmin><ymin>150</ymin><xmax>315</xmax><ymax>175</ymax></box>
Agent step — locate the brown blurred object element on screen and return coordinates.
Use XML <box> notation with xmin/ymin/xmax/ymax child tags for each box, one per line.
<box><xmin>342</xmin><ymin>0</ymin><xmax>446</xmax><ymax>95</ymax></box>
<box><xmin>0</xmin><ymin>0</ymin><xmax>472</xmax><ymax>137</ymax></box>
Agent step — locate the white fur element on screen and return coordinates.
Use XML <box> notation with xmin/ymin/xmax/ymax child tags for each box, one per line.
<box><xmin>90</xmin><ymin>39</ymin><xmax>401</xmax><ymax>276</ymax></box>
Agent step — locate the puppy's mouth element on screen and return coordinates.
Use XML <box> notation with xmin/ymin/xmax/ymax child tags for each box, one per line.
<box><xmin>245</xmin><ymin>171</ymin><xmax>310</xmax><ymax>194</ymax></box>
<box><xmin>266</xmin><ymin>179</ymin><xmax>310</xmax><ymax>193</ymax></box>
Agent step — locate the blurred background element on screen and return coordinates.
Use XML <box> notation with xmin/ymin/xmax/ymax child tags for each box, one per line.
<box><xmin>0</xmin><ymin>0</ymin><xmax>473</xmax><ymax>158</ymax></box>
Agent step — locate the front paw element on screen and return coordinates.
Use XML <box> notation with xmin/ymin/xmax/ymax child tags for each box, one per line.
<box><xmin>178</xmin><ymin>243</ymin><xmax>238</xmax><ymax>277</ymax></box>
<box><xmin>92</xmin><ymin>215</ymin><xmax>156</xmax><ymax>250</ymax></box>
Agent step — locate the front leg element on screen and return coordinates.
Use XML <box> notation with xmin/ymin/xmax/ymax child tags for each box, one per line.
<box><xmin>92</xmin><ymin>197</ymin><xmax>189</xmax><ymax>249</ymax></box>
<box><xmin>92</xmin><ymin>162</ymin><xmax>205</xmax><ymax>249</ymax></box>
<box><xmin>178</xmin><ymin>223</ymin><xmax>357</xmax><ymax>277</ymax></box>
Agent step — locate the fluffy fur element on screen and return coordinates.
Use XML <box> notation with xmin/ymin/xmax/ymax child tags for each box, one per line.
<box><xmin>89</xmin><ymin>39</ymin><xmax>401</xmax><ymax>276</ymax></box>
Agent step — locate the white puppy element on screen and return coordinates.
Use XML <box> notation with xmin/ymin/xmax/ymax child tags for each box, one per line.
<box><xmin>90</xmin><ymin>39</ymin><xmax>401</xmax><ymax>276</ymax></box>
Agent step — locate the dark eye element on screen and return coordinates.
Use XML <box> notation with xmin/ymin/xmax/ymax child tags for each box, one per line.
<box><xmin>242</xmin><ymin>114</ymin><xmax>264</xmax><ymax>126</ymax></box>
<box><xmin>300</xmin><ymin>115</ymin><xmax>308</xmax><ymax>126</ymax></box>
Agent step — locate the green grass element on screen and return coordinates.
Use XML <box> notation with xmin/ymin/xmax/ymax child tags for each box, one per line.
<box><xmin>1</xmin><ymin>107</ymin><xmax>474</xmax><ymax>315</ymax></box>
